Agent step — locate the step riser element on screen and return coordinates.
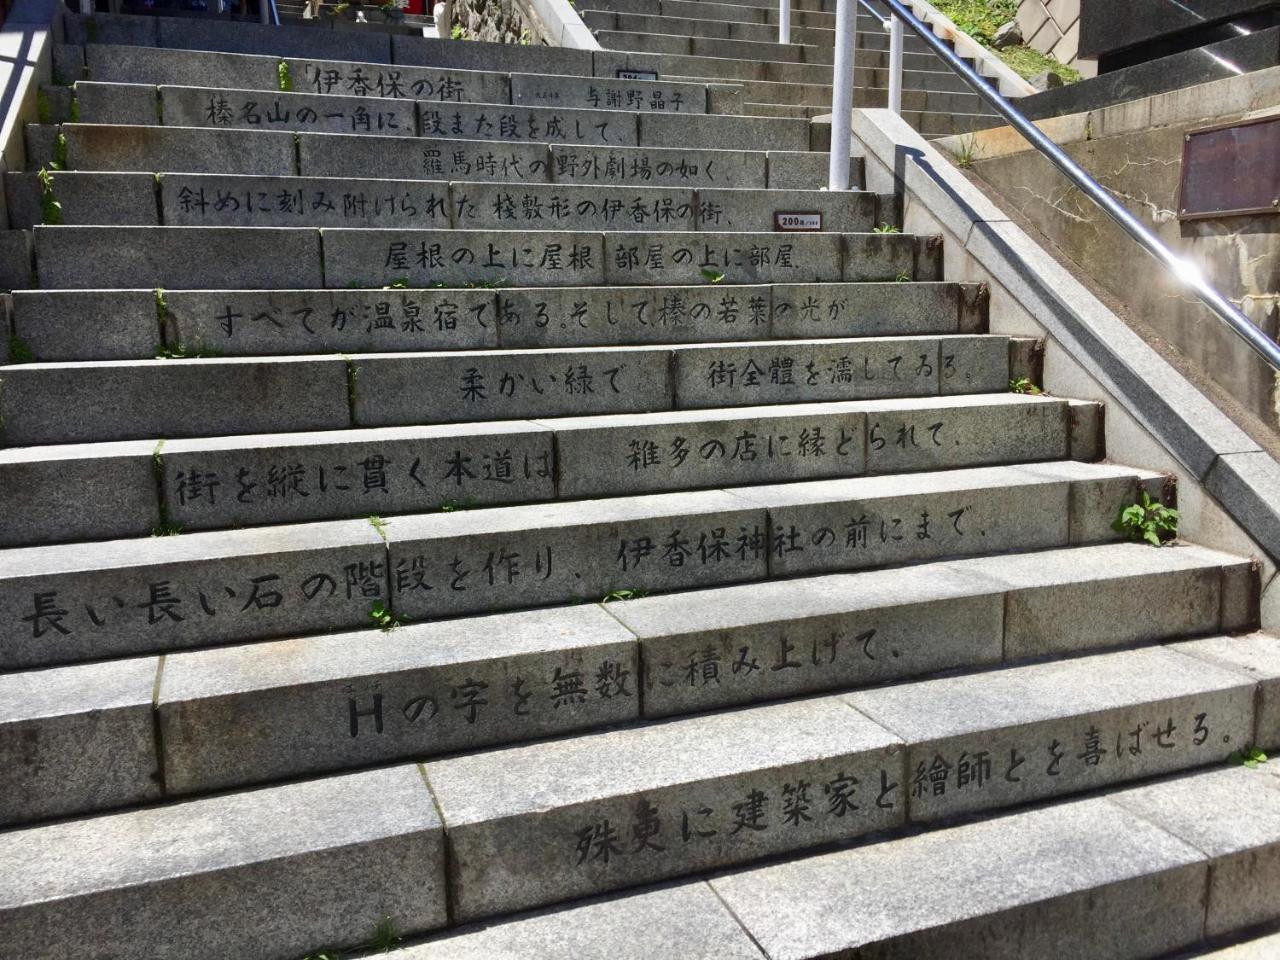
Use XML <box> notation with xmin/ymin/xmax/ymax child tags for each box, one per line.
<box><xmin>28</xmin><ymin>227</ymin><xmax>932</xmax><ymax>296</ymax></box>
<box><xmin>54</xmin><ymin>124</ymin><xmax>864</xmax><ymax>192</ymax></box>
<box><xmin>13</xmin><ymin>171</ymin><xmax>884</xmax><ymax>232</ymax></box>
<box><xmin>12</xmin><ymin>281</ymin><xmax>980</xmax><ymax>363</ymax></box>
<box><xmin>589</xmin><ymin>10</ymin><xmax>934</xmax><ymax>51</ymax></box>
<box><xmin>0</xmin><ymin>447</ymin><xmax>1109</xmax><ymax>670</ymax></box>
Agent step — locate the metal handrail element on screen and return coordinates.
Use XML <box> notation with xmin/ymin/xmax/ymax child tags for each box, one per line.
<box><xmin>833</xmin><ymin>0</ymin><xmax>1280</xmax><ymax>371</ymax></box>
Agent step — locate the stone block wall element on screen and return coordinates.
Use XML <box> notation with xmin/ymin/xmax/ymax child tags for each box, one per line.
<box><xmin>1016</xmin><ymin>0</ymin><xmax>1097</xmax><ymax>78</ymax></box>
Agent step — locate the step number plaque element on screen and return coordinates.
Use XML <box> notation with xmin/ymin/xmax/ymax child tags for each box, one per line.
<box><xmin>774</xmin><ymin>211</ymin><xmax>823</xmax><ymax>232</ymax></box>
<box><xmin>1178</xmin><ymin>114</ymin><xmax>1280</xmax><ymax>221</ymax></box>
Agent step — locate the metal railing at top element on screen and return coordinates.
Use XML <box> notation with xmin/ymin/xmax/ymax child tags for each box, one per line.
<box><xmin>819</xmin><ymin>0</ymin><xmax>1280</xmax><ymax>372</ymax></box>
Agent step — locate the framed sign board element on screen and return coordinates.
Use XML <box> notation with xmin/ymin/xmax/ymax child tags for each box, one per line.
<box><xmin>774</xmin><ymin>211</ymin><xmax>823</xmax><ymax>232</ymax></box>
<box><xmin>1178</xmin><ymin>114</ymin><xmax>1280</xmax><ymax>221</ymax></box>
<box><xmin>615</xmin><ymin>68</ymin><xmax>659</xmax><ymax>80</ymax></box>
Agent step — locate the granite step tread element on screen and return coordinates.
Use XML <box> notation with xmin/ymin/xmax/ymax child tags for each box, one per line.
<box><xmin>28</xmin><ymin>225</ymin><xmax>939</xmax><ymax>292</ymax></box>
<box><xmin>395</xmin><ymin>763</ymin><xmax>1280</xmax><ymax>960</ymax></box>
<box><xmin>4</xmin><ymin>640</ymin><xmax>1278</xmax><ymax>959</ymax></box>
<box><xmin>0</xmin><ymin>457</ymin><xmax>1139</xmax><ymax>670</ymax></box>
<box><xmin>19</xmin><ymin>541</ymin><xmax>1240</xmax><ymax>811</ymax></box>
<box><xmin>0</xmin><ymin>335</ymin><xmax>1014</xmax><ymax>444</ymax></box>
<box><xmin>76</xmin><ymin>81</ymin><xmax>820</xmax><ymax>152</ymax></box>
<box><xmin>10</xmin><ymin>369</ymin><xmax>1095</xmax><ymax>547</ymax></box>
<box><xmin>415</xmin><ymin>640</ymin><xmax>1275</xmax><ymax>920</ymax></box>
<box><xmin>9</xmin><ymin>281</ymin><xmax>987</xmax><ymax>362</ymax></box>
<box><xmin>11</xmin><ymin>168</ymin><xmax>889</xmax><ymax>231</ymax></box>
<box><xmin>48</xmin><ymin>123</ymin><xmax>868</xmax><ymax>192</ymax></box>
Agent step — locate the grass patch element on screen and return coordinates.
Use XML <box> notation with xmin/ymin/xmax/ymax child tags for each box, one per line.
<box><xmin>931</xmin><ymin>0</ymin><xmax>1080</xmax><ymax>84</ymax></box>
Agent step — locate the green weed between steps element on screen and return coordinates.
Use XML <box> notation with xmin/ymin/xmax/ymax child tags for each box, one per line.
<box><xmin>1112</xmin><ymin>490</ymin><xmax>1179</xmax><ymax>547</ymax></box>
<box><xmin>438</xmin><ymin>497</ymin><xmax>475</xmax><ymax>512</ymax></box>
<box><xmin>301</xmin><ymin>916</ymin><xmax>403</xmax><ymax>959</ymax></box>
<box><xmin>929</xmin><ymin>0</ymin><xmax>1081</xmax><ymax>83</ymax></box>
<box><xmin>871</xmin><ymin>222</ymin><xmax>900</xmax><ymax>234</ymax></box>
<box><xmin>950</xmin><ymin>132</ymin><xmax>978</xmax><ymax>169</ymax></box>
<box><xmin>367</xmin><ymin>515</ymin><xmax>389</xmax><ymax>540</ymax></box>
<box><xmin>278</xmin><ymin>60</ymin><xmax>293</xmax><ymax>92</ymax></box>
<box><xmin>368</xmin><ymin>601</ymin><xmax>405</xmax><ymax>631</ymax></box>
<box><xmin>700</xmin><ymin>267</ymin><xmax>725</xmax><ymax>284</ymax></box>
<box><xmin>7</xmin><ymin>334</ymin><xmax>34</xmax><ymax>363</ymax></box>
<box><xmin>1008</xmin><ymin>377</ymin><xmax>1042</xmax><ymax>395</ymax></box>
<box><xmin>894</xmin><ymin>270</ymin><xmax>911</xmax><ymax>282</ymax></box>
<box><xmin>603</xmin><ymin>588</ymin><xmax>647</xmax><ymax>603</ymax></box>
<box><xmin>49</xmin><ymin>132</ymin><xmax>67</xmax><ymax>172</ymax></box>
<box><xmin>1230</xmin><ymin>746</ymin><xmax>1268</xmax><ymax>769</ymax></box>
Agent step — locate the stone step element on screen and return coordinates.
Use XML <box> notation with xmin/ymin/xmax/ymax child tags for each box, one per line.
<box><xmin>13</xmin><ymin>280</ymin><xmax>980</xmax><ymax>362</ymax></box>
<box><xmin>72</xmin><ymin>12</ymin><xmax>600</xmax><ymax>77</ymax></box>
<box><xmin>72</xmin><ymin>80</ymin><xmax>811</xmax><ymax>150</ymax></box>
<box><xmin>80</xmin><ymin>43</ymin><xmax>730</xmax><ymax>115</ymax></box>
<box><xmin>593</xmin><ymin>28</ymin><xmax>963</xmax><ymax>79</ymax></box>
<box><xmin>10</xmin><ymin>169</ymin><xmax>888</xmax><ymax>231</ymax></box>
<box><xmin>593</xmin><ymin>0</ymin><xmax>841</xmax><ymax>29</ymax></box>
<box><xmin>0</xmin><ymin>322</ymin><xmax>1020</xmax><ymax>437</ymax></box>
<box><xmin>28</xmin><ymin>226</ymin><xmax>936</xmax><ymax>291</ymax></box>
<box><xmin>62</xmin><ymin>543</ymin><xmax>1242</xmax><ymax>807</ymax></box>
<box><xmin>6</xmin><ymin>641</ymin><xmax>1276</xmax><ymax>957</ymax></box>
<box><xmin>53</xmin><ymin>124</ymin><xmax>863</xmax><ymax>190</ymax></box>
<box><xmin>0</xmin><ymin>455</ymin><xmax>1127</xmax><ymax>670</ymax></box>
<box><xmin>3</xmin><ymin>355</ymin><xmax>1033</xmax><ymax>536</ymax></box>
<box><xmin>403</xmin><ymin>763</ymin><xmax>1280</xmax><ymax>959</ymax></box>
<box><xmin>417</xmin><ymin>642</ymin><xmax>1274</xmax><ymax>921</ymax></box>
<box><xmin>649</xmin><ymin>71</ymin><xmax>990</xmax><ymax>114</ymax></box>
<box><xmin>585</xmin><ymin>9</ymin><xmax>933</xmax><ymax>52</ymax></box>
<box><xmin>0</xmin><ymin>764</ymin><xmax>448</xmax><ymax>960</ymax></box>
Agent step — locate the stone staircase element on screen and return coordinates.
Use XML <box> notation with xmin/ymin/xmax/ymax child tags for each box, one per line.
<box><xmin>3</xmin><ymin>9</ymin><xmax>1280</xmax><ymax>960</ymax></box>
<box><xmin>582</xmin><ymin>0</ymin><xmax>1005</xmax><ymax>130</ymax></box>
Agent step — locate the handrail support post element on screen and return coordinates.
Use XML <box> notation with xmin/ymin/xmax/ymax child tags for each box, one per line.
<box><xmin>779</xmin><ymin>0</ymin><xmax>791</xmax><ymax>45</ymax></box>
<box><xmin>887</xmin><ymin>13</ymin><xmax>904</xmax><ymax>113</ymax></box>
<box><xmin>827</xmin><ymin>0</ymin><xmax>857</xmax><ymax>189</ymax></box>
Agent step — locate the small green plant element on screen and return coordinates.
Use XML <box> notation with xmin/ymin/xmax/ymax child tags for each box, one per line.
<box><xmin>518</xmin><ymin>27</ymin><xmax>532</xmax><ymax>44</ymax></box>
<box><xmin>156</xmin><ymin>342</ymin><xmax>221</xmax><ymax>359</ymax></box>
<box><xmin>69</xmin><ymin>98</ymin><xmax>80</xmax><ymax>122</ymax></box>
<box><xmin>895</xmin><ymin>270</ymin><xmax>911</xmax><ymax>282</ymax></box>
<box><xmin>700</xmin><ymin>267</ymin><xmax>725</xmax><ymax>284</ymax></box>
<box><xmin>1112</xmin><ymin>490</ymin><xmax>1179</xmax><ymax>547</ymax></box>
<box><xmin>331</xmin><ymin>1</ymin><xmax>349</xmax><ymax>13</ymax></box>
<box><xmin>951</xmin><ymin>132</ymin><xmax>978</xmax><ymax>169</ymax></box>
<box><xmin>37</xmin><ymin>167</ymin><xmax>63</xmax><ymax>225</ymax></box>
<box><xmin>1008</xmin><ymin>377</ymin><xmax>1042</xmax><ymax>395</ymax></box>
<box><xmin>8</xmin><ymin>334</ymin><xmax>34</xmax><ymax>363</ymax></box>
<box><xmin>278</xmin><ymin>60</ymin><xmax>293</xmax><ymax>92</ymax></box>
<box><xmin>151</xmin><ymin>522</ymin><xmax>183</xmax><ymax>536</ymax></box>
<box><xmin>368</xmin><ymin>515</ymin><xmax>389</xmax><ymax>540</ymax></box>
<box><xmin>602</xmin><ymin>588</ymin><xmax>647</xmax><ymax>603</ymax></box>
<box><xmin>369</xmin><ymin>917</ymin><xmax>402</xmax><ymax>952</ymax></box>
<box><xmin>36</xmin><ymin>89</ymin><xmax>52</xmax><ymax>124</ymax></box>
<box><xmin>368</xmin><ymin>601</ymin><xmax>404</xmax><ymax>631</ymax></box>
<box><xmin>438</xmin><ymin>497</ymin><xmax>475</xmax><ymax>512</ymax></box>
<box><xmin>871</xmin><ymin>222</ymin><xmax>900</xmax><ymax>234</ymax></box>
<box><xmin>383</xmin><ymin>277</ymin><xmax>409</xmax><ymax>289</ymax></box>
<box><xmin>450</xmin><ymin>23</ymin><xmax>466</xmax><ymax>39</ymax></box>
<box><xmin>50</xmin><ymin>132</ymin><xmax>67</xmax><ymax>171</ymax></box>
<box><xmin>1230</xmin><ymin>746</ymin><xmax>1268</xmax><ymax>769</ymax></box>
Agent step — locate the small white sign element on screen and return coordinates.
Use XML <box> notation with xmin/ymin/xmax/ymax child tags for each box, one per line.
<box><xmin>774</xmin><ymin>211</ymin><xmax>823</xmax><ymax>232</ymax></box>
<box><xmin>616</xmin><ymin>68</ymin><xmax>660</xmax><ymax>81</ymax></box>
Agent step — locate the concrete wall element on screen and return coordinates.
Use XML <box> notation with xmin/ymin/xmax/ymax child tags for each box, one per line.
<box><xmin>1016</xmin><ymin>0</ymin><xmax>1097</xmax><ymax>78</ymax></box>
<box><xmin>937</xmin><ymin>65</ymin><xmax>1280</xmax><ymax>434</ymax></box>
